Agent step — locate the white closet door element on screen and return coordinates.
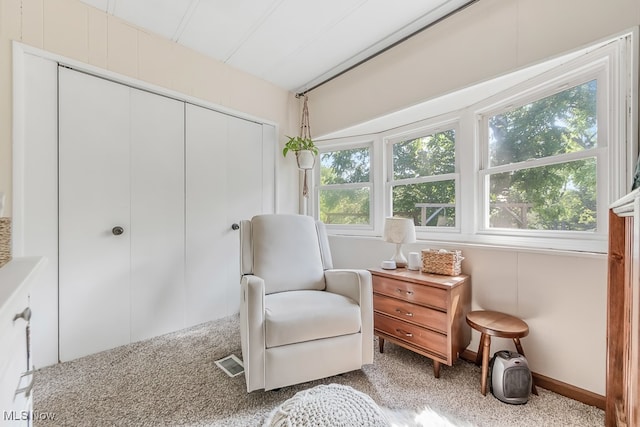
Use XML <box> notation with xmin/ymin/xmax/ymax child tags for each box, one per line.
<box><xmin>58</xmin><ymin>67</ymin><xmax>131</xmax><ymax>361</ymax></box>
<box><xmin>185</xmin><ymin>104</ymin><xmax>229</xmax><ymax>326</ymax></box>
<box><xmin>226</xmin><ymin>116</ymin><xmax>265</xmax><ymax>315</ymax></box>
<box><xmin>185</xmin><ymin>107</ymin><xmax>273</xmax><ymax>325</ymax></box>
<box><xmin>129</xmin><ymin>89</ymin><xmax>185</xmax><ymax>341</ymax></box>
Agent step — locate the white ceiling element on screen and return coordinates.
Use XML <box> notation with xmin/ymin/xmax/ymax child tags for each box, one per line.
<box><xmin>79</xmin><ymin>0</ymin><xmax>475</xmax><ymax>93</ymax></box>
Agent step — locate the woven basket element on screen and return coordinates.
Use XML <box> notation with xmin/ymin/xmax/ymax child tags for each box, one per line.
<box><xmin>421</xmin><ymin>249</ymin><xmax>463</xmax><ymax>276</ymax></box>
<box><xmin>0</xmin><ymin>217</ymin><xmax>11</xmax><ymax>268</ymax></box>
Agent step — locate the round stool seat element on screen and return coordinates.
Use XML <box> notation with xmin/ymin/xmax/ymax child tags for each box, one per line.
<box><xmin>466</xmin><ymin>310</ymin><xmax>537</xmax><ymax>396</ymax></box>
<box><xmin>466</xmin><ymin>310</ymin><xmax>529</xmax><ymax>339</ymax></box>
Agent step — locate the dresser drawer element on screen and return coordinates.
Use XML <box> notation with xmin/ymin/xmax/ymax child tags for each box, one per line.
<box><xmin>373</xmin><ymin>276</ymin><xmax>447</xmax><ymax>309</ymax></box>
<box><xmin>373</xmin><ymin>293</ymin><xmax>447</xmax><ymax>333</ymax></box>
<box><xmin>374</xmin><ymin>313</ymin><xmax>447</xmax><ymax>357</ymax></box>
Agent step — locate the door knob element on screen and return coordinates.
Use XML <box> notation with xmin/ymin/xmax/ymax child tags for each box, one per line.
<box><xmin>231</xmin><ymin>223</ymin><xmax>240</xmax><ymax>231</ymax></box>
<box><xmin>112</xmin><ymin>226</ymin><xmax>124</xmax><ymax>236</ymax></box>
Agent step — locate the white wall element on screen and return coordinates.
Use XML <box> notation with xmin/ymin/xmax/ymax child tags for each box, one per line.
<box><xmin>309</xmin><ymin>0</ymin><xmax>639</xmax><ymax>398</ymax></box>
<box><xmin>330</xmin><ymin>235</ymin><xmax>608</xmax><ymax>394</ymax></box>
<box><xmin>309</xmin><ymin>0</ymin><xmax>640</xmax><ymax>137</ymax></box>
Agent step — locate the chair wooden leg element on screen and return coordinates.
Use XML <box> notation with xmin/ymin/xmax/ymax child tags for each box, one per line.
<box><xmin>475</xmin><ymin>333</ymin><xmax>486</xmax><ymax>366</ymax></box>
<box><xmin>513</xmin><ymin>337</ymin><xmax>538</xmax><ymax>395</ymax></box>
<box><xmin>481</xmin><ymin>334</ymin><xmax>491</xmax><ymax>396</ymax></box>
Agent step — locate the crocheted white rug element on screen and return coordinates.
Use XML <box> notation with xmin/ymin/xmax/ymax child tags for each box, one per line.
<box><xmin>263</xmin><ymin>384</ymin><xmax>389</xmax><ymax>427</ymax></box>
<box><xmin>262</xmin><ymin>383</ymin><xmax>466</xmax><ymax>427</ymax></box>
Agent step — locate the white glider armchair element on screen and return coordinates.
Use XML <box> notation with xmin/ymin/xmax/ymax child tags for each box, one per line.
<box><xmin>239</xmin><ymin>214</ymin><xmax>374</xmax><ymax>392</ymax></box>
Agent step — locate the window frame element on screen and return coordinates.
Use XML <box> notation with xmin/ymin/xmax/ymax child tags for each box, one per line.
<box><xmin>472</xmin><ymin>44</ymin><xmax>623</xmax><ymax>251</ymax></box>
<box><xmin>313</xmin><ymin>139</ymin><xmax>376</xmax><ymax>232</ymax></box>
<box><xmin>477</xmin><ymin>75</ymin><xmax>607</xmax><ymax>238</ymax></box>
<box><xmin>385</xmin><ymin>120</ymin><xmax>461</xmax><ymax>234</ymax></box>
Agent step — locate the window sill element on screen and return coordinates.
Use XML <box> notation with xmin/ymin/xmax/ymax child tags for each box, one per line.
<box><xmin>327</xmin><ymin>233</ymin><xmax>607</xmax><ymax>258</ymax></box>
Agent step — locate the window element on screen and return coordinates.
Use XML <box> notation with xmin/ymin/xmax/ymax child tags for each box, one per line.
<box><xmin>312</xmin><ymin>33</ymin><xmax>633</xmax><ymax>253</ymax></box>
<box><xmin>317</xmin><ymin>144</ymin><xmax>372</xmax><ymax>226</ymax></box>
<box><xmin>480</xmin><ymin>75</ymin><xmax>608</xmax><ymax>242</ymax></box>
<box><xmin>479</xmin><ymin>78</ymin><xmax>605</xmax><ymax>237</ymax></box>
<box><xmin>388</xmin><ymin>127</ymin><xmax>458</xmax><ymax>228</ymax></box>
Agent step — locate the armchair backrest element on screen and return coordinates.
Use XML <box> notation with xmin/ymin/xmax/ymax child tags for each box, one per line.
<box><xmin>240</xmin><ymin>214</ymin><xmax>333</xmax><ymax>294</ymax></box>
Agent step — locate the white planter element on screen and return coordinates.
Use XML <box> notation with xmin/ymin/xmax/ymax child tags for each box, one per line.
<box><xmin>296</xmin><ymin>150</ymin><xmax>316</xmax><ymax>170</ymax></box>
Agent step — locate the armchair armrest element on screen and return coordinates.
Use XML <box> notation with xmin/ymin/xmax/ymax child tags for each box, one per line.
<box><xmin>324</xmin><ymin>269</ymin><xmax>371</xmax><ymax>304</ymax></box>
<box><xmin>324</xmin><ymin>269</ymin><xmax>374</xmax><ymax>364</ymax></box>
<box><xmin>240</xmin><ymin>274</ymin><xmax>266</xmax><ymax>392</ymax></box>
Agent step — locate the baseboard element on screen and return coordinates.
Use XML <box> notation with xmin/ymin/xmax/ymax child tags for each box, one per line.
<box><xmin>459</xmin><ymin>349</ymin><xmax>605</xmax><ymax>410</ymax></box>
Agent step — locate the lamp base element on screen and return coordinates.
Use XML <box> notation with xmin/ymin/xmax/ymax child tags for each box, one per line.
<box><xmin>392</xmin><ymin>244</ymin><xmax>408</xmax><ymax>268</ymax></box>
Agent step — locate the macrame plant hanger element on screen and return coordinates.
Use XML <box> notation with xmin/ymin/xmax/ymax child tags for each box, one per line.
<box><xmin>298</xmin><ymin>94</ymin><xmax>313</xmax><ymax>198</ymax></box>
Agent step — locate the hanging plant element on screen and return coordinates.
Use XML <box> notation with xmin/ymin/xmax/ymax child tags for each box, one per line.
<box><xmin>283</xmin><ymin>136</ymin><xmax>318</xmax><ymax>170</ymax></box>
<box><xmin>282</xmin><ymin>136</ymin><xmax>318</xmax><ymax>157</ymax></box>
<box><xmin>284</xmin><ymin>95</ymin><xmax>317</xmax><ymax>197</ymax></box>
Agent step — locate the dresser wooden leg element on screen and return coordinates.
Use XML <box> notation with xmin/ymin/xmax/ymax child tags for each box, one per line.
<box><xmin>378</xmin><ymin>337</ymin><xmax>385</xmax><ymax>353</ymax></box>
<box><xmin>433</xmin><ymin>360</ymin><xmax>441</xmax><ymax>378</ymax></box>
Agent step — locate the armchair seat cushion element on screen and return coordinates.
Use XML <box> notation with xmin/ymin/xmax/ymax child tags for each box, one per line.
<box><xmin>265</xmin><ymin>290</ymin><xmax>361</xmax><ymax>348</ymax></box>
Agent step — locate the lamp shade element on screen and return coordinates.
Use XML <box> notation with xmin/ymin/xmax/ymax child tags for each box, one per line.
<box><xmin>383</xmin><ymin>217</ymin><xmax>416</xmax><ymax>244</ymax></box>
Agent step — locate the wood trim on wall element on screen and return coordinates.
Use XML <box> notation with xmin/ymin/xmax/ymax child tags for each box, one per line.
<box><xmin>606</xmin><ymin>209</ymin><xmax>630</xmax><ymax>425</ymax></box>
<box><xmin>460</xmin><ymin>349</ymin><xmax>605</xmax><ymax>410</ymax></box>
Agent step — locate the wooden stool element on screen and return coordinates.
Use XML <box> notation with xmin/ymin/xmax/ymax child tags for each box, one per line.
<box><xmin>466</xmin><ymin>310</ymin><xmax>538</xmax><ymax>396</ymax></box>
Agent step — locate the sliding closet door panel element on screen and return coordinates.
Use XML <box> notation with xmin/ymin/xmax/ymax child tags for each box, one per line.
<box><xmin>185</xmin><ymin>104</ymin><xmax>229</xmax><ymax>326</ymax></box>
<box><xmin>130</xmin><ymin>89</ymin><xmax>185</xmax><ymax>341</ymax></box>
<box><xmin>226</xmin><ymin>117</ymin><xmax>264</xmax><ymax>315</ymax></box>
<box><xmin>58</xmin><ymin>67</ymin><xmax>131</xmax><ymax>361</ymax></box>
<box><xmin>227</xmin><ymin>118</ymin><xmax>263</xmax><ymax>221</ymax></box>
<box><xmin>261</xmin><ymin>124</ymin><xmax>276</xmax><ymax>214</ymax></box>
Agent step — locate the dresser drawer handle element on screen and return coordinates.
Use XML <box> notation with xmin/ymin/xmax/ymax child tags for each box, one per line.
<box><xmin>395</xmin><ymin>328</ymin><xmax>413</xmax><ymax>338</ymax></box>
<box><xmin>15</xmin><ymin>369</ymin><xmax>35</xmax><ymax>399</ymax></box>
<box><xmin>395</xmin><ymin>308</ymin><xmax>414</xmax><ymax>317</ymax></box>
<box><xmin>396</xmin><ymin>288</ymin><xmax>414</xmax><ymax>296</ymax></box>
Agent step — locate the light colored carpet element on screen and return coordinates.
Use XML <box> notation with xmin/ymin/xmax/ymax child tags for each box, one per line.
<box><xmin>33</xmin><ymin>314</ymin><xmax>604</xmax><ymax>426</ymax></box>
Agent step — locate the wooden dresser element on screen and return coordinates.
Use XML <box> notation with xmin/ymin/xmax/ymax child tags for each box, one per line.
<box><xmin>0</xmin><ymin>257</ymin><xmax>45</xmax><ymax>425</ymax></box>
<box><xmin>370</xmin><ymin>268</ymin><xmax>470</xmax><ymax>378</ymax></box>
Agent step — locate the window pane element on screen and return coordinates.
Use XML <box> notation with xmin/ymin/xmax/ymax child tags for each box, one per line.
<box><xmin>489</xmin><ymin>80</ymin><xmax>597</xmax><ymax>167</ymax></box>
<box><xmin>392</xmin><ymin>180</ymin><xmax>455</xmax><ymax>227</ymax></box>
<box><xmin>393</xmin><ymin>130</ymin><xmax>455</xmax><ymax>180</ymax></box>
<box><xmin>489</xmin><ymin>158</ymin><xmax>596</xmax><ymax>231</ymax></box>
<box><xmin>319</xmin><ymin>187</ymin><xmax>370</xmax><ymax>225</ymax></box>
<box><xmin>320</xmin><ymin>147</ymin><xmax>370</xmax><ymax>185</ymax></box>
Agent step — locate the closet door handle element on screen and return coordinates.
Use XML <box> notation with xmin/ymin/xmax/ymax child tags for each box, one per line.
<box><xmin>112</xmin><ymin>226</ymin><xmax>124</xmax><ymax>236</ymax></box>
<box><xmin>13</xmin><ymin>307</ymin><xmax>32</xmax><ymax>323</ymax></box>
<box><xmin>231</xmin><ymin>223</ymin><xmax>240</xmax><ymax>231</ymax></box>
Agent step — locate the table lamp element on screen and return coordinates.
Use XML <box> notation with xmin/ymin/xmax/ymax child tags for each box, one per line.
<box><xmin>383</xmin><ymin>217</ymin><xmax>416</xmax><ymax>268</ymax></box>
